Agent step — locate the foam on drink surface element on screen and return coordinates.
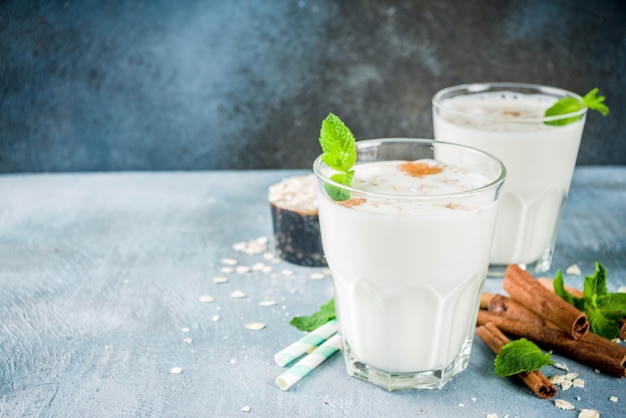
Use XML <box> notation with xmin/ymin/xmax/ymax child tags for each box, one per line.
<box><xmin>343</xmin><ymin>159</ymin><xmax>492</xmax><ymax>215</ymax></box>
<box><xmin>439</xmin><ymin>92</ymin><xmax>559</xmax><ymax>131</ymax></box>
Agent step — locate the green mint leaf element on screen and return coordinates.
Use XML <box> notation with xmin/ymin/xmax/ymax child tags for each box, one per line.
<box><xmin>320</xmin><ymin>114</ymin><xmax>357</xmax><ymax>172</ymax></box>
<box><xmin>598</xmin><ymin>293</ymin><xmax>626</xmax><ymax>321</ymax></box>
<box><xmin>494</xmin><ymin>338</ymin><xmax>554</xmax><ymax>377</ymax></box>
<box><xmin>544</xmin><ymin>88</ymin><xmax>609</xmax><ymax>126</ymax></box>
<box><xmin>582</xmin><ymin>88</ymin><xmax>610</xmax><ymax>116</ymax></box>
<box><xmin>289</xmin><ymin>299</ymin><xmax>336</xmax><ymax>331</ymax></box>
<box><xmin>555</xmin><ymin>261</ymin><xmax>624</xmax><ymax>339</ymax></box>
<box><xmin>325</xmin><ymin>183</ymin><xmax>350</xmax><ymax>201</ymax></box>
<box><xmin>586</xmin><ymin>305</ymin><xmax>620</xmax><ymax>340</ymax></box>
<box><xmin>553</xmin><ymin>270</ymin><xmax>585</xmax><ymax>310</ymax></box>
<box><xmin>553</xmin><ymin>270</ymin><xmax>575</xmax><ymax>304</ymax></box>
<box><xmin>324</xmin><ymin>172</ymin><xmax>354</xmax><ymax>201</ymax></box>
<box><xmin>583</xmin><ymin>261</ymin><xmax>608</xmax><ymax>299</ymax></box>
<box><xmin>319</xmin><ymin>114</ymin><xmax>358</xmax><ymax>201</ymax></box>
<box><xmin>597</xmin><ymin>293</ymin><xmax>626</xmax><ymax>321</ymax></box>
<box><xmin>544</xmin><ymin>97</ymin><xmax>583</xmax><ymax>126</ymax></box>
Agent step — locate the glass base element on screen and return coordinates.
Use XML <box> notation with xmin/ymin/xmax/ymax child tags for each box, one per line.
<box><xmin>487</xmin><ymin>246</ymin><xmax>554</xmax><ymax>278</ymax></box>
<box><xmin>343</xmin><ymin>338</ymin><xmax>473</xmax><ymax>391</ymax></box>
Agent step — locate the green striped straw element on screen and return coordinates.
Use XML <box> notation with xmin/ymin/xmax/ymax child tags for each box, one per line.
<box><xmin>274</xmin><ymin>319</ymin><xmax>338</xmax><ymax>367</ymax></box>
<box><xmin>275</xmin><ymin>333</ymin><xmax>342</xmax><ymax>391</ymax></box>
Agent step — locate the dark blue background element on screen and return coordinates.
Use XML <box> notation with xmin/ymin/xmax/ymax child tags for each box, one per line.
<box><xmin>1</xmin><ymin>0</ymin><xmax>625</xmax><ymax>172</ymax></box>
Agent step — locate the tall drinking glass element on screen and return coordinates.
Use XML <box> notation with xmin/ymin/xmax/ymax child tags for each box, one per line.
<box><xmin>313</xmin><ymin>139</ymin><xmax>505</xmax><ymax>391</ymax></box>
<box><xmin>432</xmin><ymin>83</ymin><xmax>587</xmax><ymax>275</ymax></box>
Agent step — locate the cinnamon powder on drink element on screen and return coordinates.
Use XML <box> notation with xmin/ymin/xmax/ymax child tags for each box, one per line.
<box><xmin>338</xmin><ymin>198</ymin><xmax>366</xmax><ymax>208</ymax></box>
<box><xmin>398</xmin><ymin>162</ymin><xmax>443</xmax><ymax>177</ymax></box>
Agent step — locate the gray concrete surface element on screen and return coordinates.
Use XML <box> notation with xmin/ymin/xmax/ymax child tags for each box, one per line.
<box><xmin>1</xmin><ymin>168</ymin><xmax>625</xmax><ymax>416</ymax></box>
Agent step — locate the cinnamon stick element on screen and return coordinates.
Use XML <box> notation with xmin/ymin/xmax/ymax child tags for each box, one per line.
<box><xmin>537</xmin><ymin>277</ymin><xmax>584</xmax><ymax>298</ymax></box>
<box><xmin>488</xmin><ymin>294</ymin><xmax>545</xmax><ymax>326</ymax></box>
<box><xmin>503</xmin><ymin>264</ymin><xmax>589</xmax><ymax>339</ymax></box>
<box><xmin>476</xmin><ymin>322</ymin><xmax>557</xmax><ymax>399</ymax></box>
<box><xmin>539</xmin><ymin>278</ymin><xmax>626</xmax><ymax>339</ymax></box>
<box><xmin>477</xmin><ymin>310</ymin><xmax>626</xmax><ymax>378</ymax></box>
<box><xmin>480</xmin><ymin>292</ymin><xmax>494</xmax><ymax>309</ymax></box>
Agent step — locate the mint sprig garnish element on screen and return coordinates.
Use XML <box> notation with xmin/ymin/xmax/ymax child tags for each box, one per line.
<box><xmin>494</xmin><ymin>338</ymin><xmax>554</xmax><ymax>377</ymax></box>
<box><xmin>544</xmin><ymin>87</ymin><xmax>609</xmax><ymax>126</ymax></box>
<box><xmin>582</xmin><ymin>88</ymin><xmax>610</xmax><ymax>116</ymax></box>
<box><xmin>553</xmin><ymin>262</ymin><xmax>626</xmax><ymax>339</ymax></box>
<box><xmin>319</xmin><ymin>114</ymin><xmax>357</xmax><ymax>201</ymax></box>
<box><xmin>289</xmin><ymin>299</ymin><xmax>335</xmax><ymax>332</ymax></box>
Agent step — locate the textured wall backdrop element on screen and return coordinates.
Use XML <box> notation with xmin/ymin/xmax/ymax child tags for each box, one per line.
<box><xmin>1</xmin><ymin>0</ymin><xmax>625</xmax><ymax>172</ymax></box>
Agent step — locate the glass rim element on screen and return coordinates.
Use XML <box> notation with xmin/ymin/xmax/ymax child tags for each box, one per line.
<box><xmin>312</xmin><ymin>138</ymin><xmax>506</xmax><ymax>200</ymax></box>
<box><xmin>431</xmin><ymin>82</ymin><xmax>587</xmax><ymax>123</ymax></box>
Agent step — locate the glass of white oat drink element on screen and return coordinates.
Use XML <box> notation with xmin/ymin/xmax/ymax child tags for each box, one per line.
<box><xmin>432</xmin><ymin>83</ymin><xmax>588</xmax><ymax>276</ymax></box>
<box><xmin>313</xmin><ymin>138</ymin><xmax>505</xmax><ymax>391</ymax></box>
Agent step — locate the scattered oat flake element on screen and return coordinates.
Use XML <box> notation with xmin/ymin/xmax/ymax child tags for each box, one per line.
<box><xmin>486</xmin><ymin>414</ymin><xmax>498</xmax><ymax>418</ymax></box>
<box><xmin>213</xmin><ymin>277</ymin><xmax>229</xmax><ymax>284</ymax></box>
<box><xmin>282</xmin><ymin>269</ymin><xmax>294</xmax><ymax>276</ymax></box>
<box><xmin>251</xmin><ymin>262</ymin><xmax>266</xmax><ymax>271</ymax></box>
<box><xmin>309</xmin><ymin>272</ymin><xmax>325</xmax><ymax>280</ymax></box>
<box><xmin>183</xmin><ymin>338</ymin><xmax>192</xmax><ymax>344</ymax></box>
<box><xmin>230</xmin><ymin>290</ymin><xmax>246</xmax><ymax>299</ymax></box>
<box><xmin>245</xmin><ymin>322</ymin><xmax>266</xmax><ymax>330</ymax></box>
<box><xmin>554</xmin><ymin>399</ymin><xmax>575</xmax><ymax>410</ymax></box>
<box><xmin>236</xmin><ymin>266</ymin><xmax>251</xmax><ymax>274</ymax></box>
<box><xmin>181</xmin><ymin>327</ymin><xmax>190</xmax><ymax>333</ymax></box>
<box><xmin>262</xmin><ymin>266</ymin><xmax>273</xmax><ymax>273</ymax></box>
<box><xmin>565</xmin><ymin>264</ymin><xmax>582</xmax><ymax>275</ymax></box>
<box><xmin>554</xmin><ymin>363</ymin><xmax>569</xmax><ymax>371</ymax></box>
<box><xmin>578</xmin><ymin>409</ymin><xmax>600</xmax><ymax>418</ymax></box>
<box><xmin>259</xmin><ymin>300</ymin><xmax>277</xmax><ymax>307</ymax></box>
<box><xmin>233</xmin><ymin>237</ymin><xmax>268</xmax><ymax>254</ymax></box>
<box><xmin>565</xmin><ymin>372</ymin><xmax>579</xmax><ymax>380</ymax></box>
<box><xmin>212</xmin><ymin>315</ymin><xmax>220</xmax><ymax>321</ymax></box>
<box><xmin>170</xmin><ymin>367</ymin><xmax>183</xmax><ymax>374</ymax></box>
<box><xmin>198</xmin><ymin>295</ymin><xmax>215</xmax><ymax>303</ymax></box>
<box><xmin>609</xmin><ymin>396</ymin><xmax>618</xmax><ymax>402</ymax></box>
<box><xmin>548</xmin><ymin>374</ymin><xmax>566</xmax><ymax>385</ymax></box>
<box><xmin>221</xmin><ymin>267</ymin><xmax>235</xmax><ymax>274</ymax></box>
<box><xmin>221</xmin><ymin>258</ymin><xmax>238</xmax><ymax>265</ymax></box>
<box><xmin>560</xmin><ymin>380</ymin><xmax>572</xmax><ymax>391</ymax></box>
<box><xmin>241</xmin><ymin>405</ymin><xmax>250</xmax><ymax>413</ymax></box>
<box><xmin>572</xmin><ymin>378</ymin><xmax>585</xmax><ymax>388</ymax></box>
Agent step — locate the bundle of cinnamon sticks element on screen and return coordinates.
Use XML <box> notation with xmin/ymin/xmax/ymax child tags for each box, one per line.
<box><xmin>476</xmin><ymin>265</ymin><xmax>626</xmax><ymax>398</ymax></box>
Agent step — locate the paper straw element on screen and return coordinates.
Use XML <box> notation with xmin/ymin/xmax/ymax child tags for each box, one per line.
<box><xmin>275</xmin><ymin>333</ymin><xmax>342</xmax><ymax>391</ymax></box>
<box><xmin>274</xmin><ymin>319</ymin><xmax>339</xmax><ymax>367</ymax></box>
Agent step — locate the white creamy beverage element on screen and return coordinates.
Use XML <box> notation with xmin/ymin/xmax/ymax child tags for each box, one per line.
<box><xmin>433</xmin><ymin>91</ymin><xmax>586</xmax><ymax>269</ymax></box>
<box><xmin>318</xmin><ymin>159</ymin><xmax>499</xmax><ymax>375</ymax></box>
